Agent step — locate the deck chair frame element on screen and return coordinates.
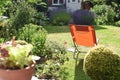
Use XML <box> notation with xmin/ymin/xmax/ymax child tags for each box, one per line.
<box><xmin>69</xmin><ymin>24</ymin><xmax>98</xmax><ymax>60</ymax></box>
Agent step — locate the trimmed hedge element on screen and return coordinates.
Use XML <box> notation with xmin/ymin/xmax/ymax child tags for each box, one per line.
<box><xmin>83</xmin><ymin>45</ymin><xmax>120</xmax><ymax>80</ymax></box>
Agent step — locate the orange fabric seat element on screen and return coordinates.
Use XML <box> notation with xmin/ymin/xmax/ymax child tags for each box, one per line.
<box><xmin>69</xmin><ymin>24</ymin><xmax>98</xmax><ymax>59</ymax></box>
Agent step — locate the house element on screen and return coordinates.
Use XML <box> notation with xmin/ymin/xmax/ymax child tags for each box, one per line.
<box><xmin>47</xmin><ymin>0</ymin><xmax>83</xmax><ymax>15</ymax></box>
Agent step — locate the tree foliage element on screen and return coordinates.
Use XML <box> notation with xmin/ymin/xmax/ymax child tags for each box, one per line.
<box><xmin>0</xmin><ymin>0</ymin><xmax>47</xmax><ymax>16</ymax></box>
<box><xmin>0</xmin><ymin>0</ymin><xmax>12</xmax><ymax>16</ymax></box>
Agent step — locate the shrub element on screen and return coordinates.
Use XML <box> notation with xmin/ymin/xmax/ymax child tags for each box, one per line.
<box><xmin>83</xmin><ymin>45</ymin><xmax>120</xmax><ymax>80</ymax></box>
<box><xmin>9</xmin><ymin>1</ymin><xmax>36</xmax><ymax>31</ymax></box>
<box><xmin>112</xmin><ymin>2</ymin><xmax>120</xmax><ymax>22</ymax></box>
<box><xmin>0</xmin><ymin>38</ymin><xmax>4</xmax><ymax>43</ymax></box>
<box><xmin>93</xmin><ymin>4</ymin><xmax>115</xmax><ymax>25</ymax></box>
<box><xmin>34</xmin><ymin>12</ymin><xmax>49</xmax><ymax>25</ymax></box>
<box><xmin>51</xmin><ymin>11</ymin><xmax>71</xmax><ymax>25</ymax></box>
<box><xmin>36</xmin><ymin>60</ymin><xmax>63</xmax><ymax>79</ymax></box>
<box><xmin>72</xmin><ymin>9</ymin><xmax>95</xmax><ymax>25</ymax></box>
<box><xmin>115</xmin><ymin>20</ymin><xmax>120</xmax><ymax>26</ymax></box>
<box><xmin>0</xmin><ymin>1</ymin><xmax>12</xmax><ymax>16</ymax></box>
<box><xmin>90</xmin><ymin>0</ymin><xmax>106</xmax><ymax>5</ymax></box>
<box><xmin>106</xmin><ymin>0</ymin><xmax>120</xmax><ymax>5</ymax></box>
<box><xmin>0</xmin><ymin>18</ymin><xmax>9</xmax><ymax>39</ymax></box>
<box><xmin>18</xmin><ymin>23</ymin><xmax>47</xmax><ymax>57</ymax></box>
<box><xmin>43</xmin><ymin>41</ymin><xmax>68</xmax><ymax>60</ymax></box>
<box><xmin>35</xmin><ymin>40</ymin><xmax>69</xmax><ymax>79</ymax></box>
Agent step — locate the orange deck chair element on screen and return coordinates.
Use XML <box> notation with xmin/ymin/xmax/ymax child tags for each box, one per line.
<box><xmin>69</xmin><ymin>24</ymin><xmax>98</xmax><ymax>59</ymax></box>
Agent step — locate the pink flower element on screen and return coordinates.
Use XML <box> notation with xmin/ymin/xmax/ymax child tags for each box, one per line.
<box><xmin>64</xmin><ymin>41</ymin><xmax>67</xmax><ymax>44</ymax></box>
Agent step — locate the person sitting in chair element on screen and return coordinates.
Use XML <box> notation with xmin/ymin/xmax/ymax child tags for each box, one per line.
<box><xmin>72</xmin><ymin>1</ymin><xmax>95</xmax><ymax>25</ymax></box>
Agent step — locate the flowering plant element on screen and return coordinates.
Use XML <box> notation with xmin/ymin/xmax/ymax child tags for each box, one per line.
<box><xmin>0</xmin><ymin>37</ymin><xmax>39</xmax><ymax>70</ymax></box>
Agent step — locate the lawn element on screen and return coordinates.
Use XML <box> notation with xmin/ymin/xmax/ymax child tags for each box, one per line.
<box><xmin>43</xmin><ymin>25</ymin><xmax>120</xmax><ymax>80</ymax></box>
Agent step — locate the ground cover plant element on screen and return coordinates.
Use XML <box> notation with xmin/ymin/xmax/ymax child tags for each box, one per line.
<box><xmin>35</xmin><ymin>40</ymin><xmax>69</xmax><ymax>79</ymax></box>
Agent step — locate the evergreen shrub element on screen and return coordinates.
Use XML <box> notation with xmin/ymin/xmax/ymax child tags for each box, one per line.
<box><xmin>83</xmin><ymin>45</ymin><xmax>120</xmax><ymax>80</ymax></box>
<box><xmin>51</xmin><ymin>11</ymin><xmax>71</xmax><ymax>25</ymax></box>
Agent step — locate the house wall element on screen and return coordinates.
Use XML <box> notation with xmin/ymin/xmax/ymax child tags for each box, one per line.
<box><xmin>66</xmin><ymin>0</ymin><xmax>82</xmax><ymax>13</ymax></box>
<box><xmin>47</xmin><ymin>0</ymin><xmax>66</xmax><ymax>19</ymax></box>
<box><xmin>48</xmin><ymin>6</ymin><xmax>66</xmax><ymax>19</ymax></box>
<box><xmin>48</xmin><ymin>0</ymin><xmax>82</xmax><ymax>13</ymax></box>
<box><xmin>47</xmin><ymin>0</ymin><xmax>82</xmax><ymax>18</ymax></box>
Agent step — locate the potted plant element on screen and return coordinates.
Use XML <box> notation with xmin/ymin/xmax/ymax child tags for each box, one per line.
<box><xmin>0</xmin><ymin>37</ymin><xmax>39</xmax><ymax>80</ymax></box>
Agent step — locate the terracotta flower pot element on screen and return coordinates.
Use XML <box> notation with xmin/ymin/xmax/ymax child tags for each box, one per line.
<box><xmin>0</xmin><ymin>64</ymin><xmax>35</xmax><ymax>80</ymax></box>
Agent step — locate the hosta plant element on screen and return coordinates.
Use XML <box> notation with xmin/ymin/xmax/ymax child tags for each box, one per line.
<box><xmin>0</xmin><ymin>37</ymin><xmax>39</xmax><ymax>70</ymax></box>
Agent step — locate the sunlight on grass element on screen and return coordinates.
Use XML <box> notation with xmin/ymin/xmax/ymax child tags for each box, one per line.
<box><xmin>44</xmin><ymin>25</ymin><xmax>120</xmax><ymax>80</ymax></box>
<box><xmin>95</xmin><ymin>25</ymin><xmax>120</xmax><ymax>55</ymax></box>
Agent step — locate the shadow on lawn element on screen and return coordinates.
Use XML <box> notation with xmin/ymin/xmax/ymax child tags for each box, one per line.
<box><xmin>95</xmin><ymin>25</ymin><xmax>107</xmax><ymax>30</ymax></box>
<box><xmin>44</xmin><ymin>25</ymin><xmax>107</xmax><ymax>34</ymax></box>
<box><xmin>74</xmin><ymin>59</ymin><xmax>90</xmax><ymax>80</ymax></box>
<box><xmin>43</xmin><ymin>25</ymin><xmax>70</xmax><ymax>33</ymax></box>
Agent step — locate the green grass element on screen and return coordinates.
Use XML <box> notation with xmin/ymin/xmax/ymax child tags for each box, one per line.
<box><xmin>43</xmin><ymin>25</ymin><xmax>120</xmax><ymax>80</ymax></box>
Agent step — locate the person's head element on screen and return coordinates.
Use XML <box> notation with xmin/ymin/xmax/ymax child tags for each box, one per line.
<box><xmin>82</xmin><ymin>1</ymin><xmax>93</xmax><ymax>10</ymax></box>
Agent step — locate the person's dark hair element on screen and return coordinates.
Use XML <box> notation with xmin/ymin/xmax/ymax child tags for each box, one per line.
<box><xmin>82</xmin><ymin>1</ymin><xmax>93</xmax><ymax>9</ymax></box>
<box><xmin>85</xmin><ymin>1</ymin><xmax>93</xmax><ymax>7</ymax></box>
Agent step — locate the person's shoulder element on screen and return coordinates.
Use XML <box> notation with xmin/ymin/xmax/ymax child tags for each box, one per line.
<box><xmin>89</xmin><ymin>11</ymin><xmax>95</xmax><ymax>15</ymax></box>
<box><xmin>74</xmin><ymin>9</ymin><xmax>87</xmax><ymax>14</ymax></box>
<box><xmin>74</xmin><ymin>9</ymin><xmax>82</xmax><ymax>12</ymax></box>
<box><xmin>88</xmin><ymin>10</ymin><xmax>95</xmax><ymax>17</ymax></box>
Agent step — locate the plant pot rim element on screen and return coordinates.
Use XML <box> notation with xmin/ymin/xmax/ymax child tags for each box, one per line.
<box><xmin>0</xmin><ymin>63</ymin><xmax>35</xmax><ymax>80</ymax></box>
<box><xmin>0</xmin><ymin>63</ymin><xmax>35</xmax><ymax>71</ymax></box>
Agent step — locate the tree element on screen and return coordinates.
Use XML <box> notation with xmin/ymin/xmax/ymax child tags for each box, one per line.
<box><xmin>89</xmin><ymin>0</ymin><xmax>106</xmax><ymax>5</ymax></box>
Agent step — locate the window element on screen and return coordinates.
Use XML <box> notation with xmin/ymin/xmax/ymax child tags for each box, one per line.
<box><xmin>52</xmin><ymin>0</ymin><xmax>65</xmax><ymax>5</ymax></box>
<box><xmin>53</xmin><ymin>0</ymin><xmax>58</xmax><ymax>4</ymax></box>
<box><xmin>72</xmin><ymin>0</ymin><xmax>75</xmax><ymax>2</ymax></box>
